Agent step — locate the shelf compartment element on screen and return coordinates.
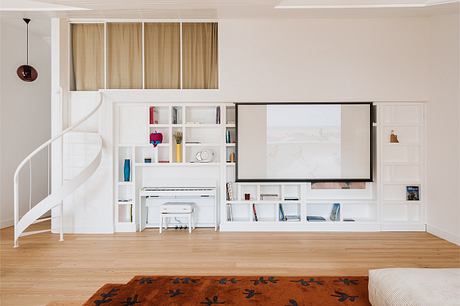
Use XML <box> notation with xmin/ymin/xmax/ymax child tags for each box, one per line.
<box><xmin>118</xmin><ymin>203</ymin><xmax>134</xmax><ymax>223</ymax></box>
<box><xmin>226</xmin><ymin>105</ymin><xmax>235</xmax><ymax>125</ymax></box>
<box><xmin>185</xmin><ymin>106</ymin><xmax>221</xmax><ymax>125</ymax></box>
<box><xmin>306</xmin><ymin>203</ymin><xmax>341</xmax><ymax>222</ymax></box>
<box><xmin>118</xmin><ymin>146</ymin><xmax>133</xmax><ymax>183</ymax></box>
<box><xmin>148</xmin><ymin>106</ymin><xmax>169</xmax><ymax>125</ymax></box>
<box><xmin>148</xmin><ymin>127</ymin><xmax>170</xmax><ymax>145</ymax></box>
<box><xmin>185</xmin><ymin>126</ymin><xmax>221</xmax><ymax>144</ymax></box>
<box><xmin>380</xmin><ymin>105</ymin><xmax>422</xmax><ymax>125</ymax></box>
<box><xmin>382</xmin><ymin>144</ymin><xmax>420</xmax><ymax>163</ymax></box>
<box><xmin>383</xmin><ymin>126</ymin><xmax>420</xmax><ymax>145</ymax></box>
<box><xmin>171</xmin><ymin>106</ymin><xmax>183</xmax><ymax>124</ymax></box>
<box><xmin>135</xmin><ymin>145</ymin><xmax>170</xmax><ymax>163</ymax></box>
<box><xmin>185</xmin><ymin>146</ymin><xmax>220</xmax><ymax>163</ymax></box>
<box><xmin>117</xmin><ymin>185</ymin><xmax>134</xmax><ymax>202</ymax></box>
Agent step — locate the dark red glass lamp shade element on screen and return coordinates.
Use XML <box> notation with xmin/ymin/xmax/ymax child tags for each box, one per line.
<box><xmin>17</xmin><ymin>65</ymin><xmax>38</xmax><ymax>82</ymax></box>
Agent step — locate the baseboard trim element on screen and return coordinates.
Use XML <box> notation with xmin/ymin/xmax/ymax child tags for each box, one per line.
<box><xmin>0</xmin><ymin>218</ymin><xmax>13</xmax><ymax>229</ymax></box>
<box><xmin>427</xmin><ymin>224</ymin><xmax>460</xmax><ymax>245</ymax></box>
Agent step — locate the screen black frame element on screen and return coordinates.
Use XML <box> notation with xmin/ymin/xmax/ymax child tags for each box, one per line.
<box><xmin>235</xmin><ymin>102</ymin><xmax>374</xmax><ymax>183</ymax></box>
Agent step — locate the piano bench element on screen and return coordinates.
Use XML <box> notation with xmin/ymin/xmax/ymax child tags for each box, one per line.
<box><xmin>159</xmin><ymin>202</ymin><xmax>195</xmax><ymax>234</ymax></box>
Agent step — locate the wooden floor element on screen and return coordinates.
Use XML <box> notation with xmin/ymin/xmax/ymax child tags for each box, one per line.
<box><xmin>1</xmin><ymin>224</ymin><xmax>459</xmax><ymax>306</ymax></box>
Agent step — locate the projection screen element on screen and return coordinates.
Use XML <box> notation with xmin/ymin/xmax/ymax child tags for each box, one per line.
<box><xmin>236</xmin><ymin>103</ymin><xmax>373</xmax><ymax>182</ymax></box>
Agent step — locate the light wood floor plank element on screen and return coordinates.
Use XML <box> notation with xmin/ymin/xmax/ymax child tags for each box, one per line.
<box><xmin>1</xmin><ymin>224</ymin><xmax>459</xmax><ymax>306</ymax></box>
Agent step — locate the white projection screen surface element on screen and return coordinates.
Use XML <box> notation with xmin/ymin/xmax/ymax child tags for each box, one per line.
<box><xmin>236</xmin><ymin>103</ymin><xmax>372</xmax><ymax>181</ymax></box>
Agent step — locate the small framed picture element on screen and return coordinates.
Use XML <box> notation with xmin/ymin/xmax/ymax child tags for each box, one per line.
<box><xmin>406</xmin><ymin>185</ymin><xmax>420</xmax><ymax>201</ymax></box>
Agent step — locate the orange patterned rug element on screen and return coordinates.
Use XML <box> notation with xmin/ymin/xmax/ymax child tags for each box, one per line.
<box><xmin>84</xmin><ymin>276</ymin><xmax>370</xmax><ymax>305</ymax></box>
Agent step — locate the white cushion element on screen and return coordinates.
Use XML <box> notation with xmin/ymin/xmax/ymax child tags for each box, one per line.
<box><xmin>369</xmin><ymin>268</ymin><xmax>460</xmax><ymax>306</ymax></box>
<box><xmin>160</xmin><ymin>202</ymin><xmax>194</xmax><ymax>213</ymax></box>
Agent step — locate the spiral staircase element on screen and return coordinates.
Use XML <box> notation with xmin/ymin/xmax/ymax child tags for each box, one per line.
<box><xmin>13</xmin><ymin>92</ymin><xmax>103</xmax><ymax>247</ymax></box>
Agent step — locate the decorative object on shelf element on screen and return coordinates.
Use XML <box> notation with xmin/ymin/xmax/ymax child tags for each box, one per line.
<box><xmin>226</xmin><ymin>182</ymin><xmax>233</xmax><ymax>201</ymax></box>
<box><xmin>17</xmin><ymin>18</ymin><xmax>38</xmax><ymax>82</ymax></box>
<box><xmin>244</xmin><ymin>193</ymin><xmax>251</xmax><ymax>201</ymax></box>
<box><xmin>149</xmin><ymin>131</ymin><xmax>163</xmax><ymax>147</ymax></box>
<box><xmin>123</xmin><ymin>159</ymin><xmax>131</xmax><ymax>182</ymax></box>
<box><xmin>406</xmin><ymin>186</ymin><xmax>420</xmax><ymax>201</ymax></box>
<box><xmin>390</xmin><ymin>130</ymin><xmax>399</xmax><ymax>143</ymax></box>
<box><xmin>330</xmin><ymin>203</ymin><xmax>341</xmax><ymax>221</ymax></box>
<box><xmin>144</xmin><ymin>158</ymin><xmax>152</xmax><ymax>163</ymax></box>
<box><xmin>216</xmin><ymin>106</ymin><xmax>221</xmax><ymax>124</ymax></box>
<box><xmin>229</xmin><ymin>151</ymin><xmax>235</xmax><ymax>163</ymax></box>
<box><xmin>194</xmin><ymin>149</ymin><xmax>215</xmax><ymax>163</ymax></box>
<box><xmin>226</xmin><ymin>203</ymin><xmax>233</xmax><ymax>221</ymax></box>
<box><xmin>149</xmin><ymin>106</ymin><xmax>157</xmax><ymax>124</ymax></box>
<box><xmin>173</xmin><ymin>131</ymin><xmax>183</xmax><ymax>163</ymax></box>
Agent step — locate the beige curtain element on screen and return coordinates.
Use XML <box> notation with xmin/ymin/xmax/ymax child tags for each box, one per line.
<box><xmin>182</xmin><ymin>23</ymin><xmax>218</xmax><ymax>89</ymax></box>
<box><xmin>144</xmin><ymin>23</ymin><xmax>180</xmax><ymax>89</ymax></box>
<box><xmin>71</xmin><ymin>24</ymin><xmax>104</xmax><ymax>91</ymax></box>
<box><xmin>107</xmin><ymin>23</ymin><xmax>142</xmax><ymax>89</ymax></box>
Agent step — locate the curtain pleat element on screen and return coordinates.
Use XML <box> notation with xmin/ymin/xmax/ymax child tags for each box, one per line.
<box><xmin>144</xmin><ymin>23</ymin><xmax>180</xmax><ymax>89</ymax></box>
<box><xmin>107</xmin><ymin>23</ymin><xmax>142</xmax><ymax>89</ymax></box>
<box><xmin>71</xmin><ymin>24</ymin><xmax>104</xmax><ymax>91</ymax></box>
<box><xmin>182</xmin><ymin>23</ymin><xmax>218</xmax><ymax>89</ymax></box>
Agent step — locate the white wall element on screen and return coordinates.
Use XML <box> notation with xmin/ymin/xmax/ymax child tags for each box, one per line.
<box><xmin>59</xmin><ymin>10</ymin><xmax>459</xmax><ymax>244</ymax></box>
<box><xmin>426</xmin><ymin>11</ymin><xmax>460</xmax><ymax>244</ymax></box>
<box><xmin>0</xmin><ymin>17</ymin><xmax>51</xmax><ymax>228</ymax></box>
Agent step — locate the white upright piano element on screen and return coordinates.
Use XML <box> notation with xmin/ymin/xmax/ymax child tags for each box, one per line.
<box><xmin>138</xmin><ymin>181</ymin><xmax>217</xmax><ymax>231</ymax></box>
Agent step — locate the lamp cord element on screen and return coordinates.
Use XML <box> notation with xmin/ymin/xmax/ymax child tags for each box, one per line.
<box><xmin>26</xmin><ymin>22</ymin><xmax>29</xmax><ymax>65</ymax></box>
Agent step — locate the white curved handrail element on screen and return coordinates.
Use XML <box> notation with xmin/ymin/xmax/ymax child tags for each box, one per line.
<box><xmin>13</xmin><ymin>91</ymin><xmax>103</xmax><ymax>247</ymax></box>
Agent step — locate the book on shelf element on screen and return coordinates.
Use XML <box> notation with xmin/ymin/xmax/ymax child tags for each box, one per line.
<box><xmin>284</xmin><ymin>197</ymin><xmax>299</xmax><ymax>201</ymax></box>
<box><xmin>172</xmin><ymin>107</ymin><xmax>178</xmax><ymax>124</ymax></box>
<box><xmin>343</xmin><ymin>218</ymin><xmax>355</xmax><ymax>222</ymax></box>
<box><xmin>279</xmin><ymin>204</ymin><xmax>286</xmax><ymax>221</ymax></box>
<box><xmin>226</xmin><ymin>130</ymin><xmax>231</xmax><ymax>144</ymax></box>
<box><xmin>330</xmin><ymin>203</ymin><xmax>341</xmax><ymax>221</ymax></box>
<box><xmin>307</xmin><ymin>216</ymin><xmax>326</xmax><ymax>222</ymax></box>
<box><xmin>216</xmin><ymin>106</ymin><xmax>221</xmax><ymax>124</ymax></box>
<box><xmin>252</xmin><ymin>204</ymin><xmax>258</xmax><ymax>222</ymax></box>
<box><xmin>226</xmin><ymin>182</ymin><xmax>233</xmax><ymax>201</ymax></box>
<box><xmin>260</xmin><ymin>194</ymin><xmax>279</xmax><ymax>200</ymax></box>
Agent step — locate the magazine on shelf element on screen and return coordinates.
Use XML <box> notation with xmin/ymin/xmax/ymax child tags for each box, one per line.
<box><xmin>330</xmin><ymin>203</ymin><xmax>341</xmax><ymax>221</ymax></box>
<box><xmin>406</xmin><ymin>185</ymin><xmax>420</xmax><ymax>201</ymax></box>
<box><xmin>307</xmin><ymin>216</ymin><xmax>326</xmax><ymax>222</ymax></box>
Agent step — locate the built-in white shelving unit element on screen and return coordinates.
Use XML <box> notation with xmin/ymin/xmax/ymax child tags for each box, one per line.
<box><xmin>378</xmin><ymin>103</ymin><xmax>426</xmax><ymax>230</ymax></box>
<box><xmin>114</xmin><ymin>102</ymin><xmax>426</xmax><ymax>232</ymax></box>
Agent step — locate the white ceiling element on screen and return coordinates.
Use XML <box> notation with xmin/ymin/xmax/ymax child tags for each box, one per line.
<box><xmin>0</xmin><ymin>0</ymin><xmax>458</xmax><ymax>18</ymax></box>
<box><xmin>277</xmin><ymin>0</ymin><xmax>459</xmax><ymax>9</ymax></box>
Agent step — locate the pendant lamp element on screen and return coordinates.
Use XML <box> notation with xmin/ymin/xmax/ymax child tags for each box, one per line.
<box><xmin>17</xmin><ymin>18</ymin><xmax>38</xmax><ymax>82</ymax></box>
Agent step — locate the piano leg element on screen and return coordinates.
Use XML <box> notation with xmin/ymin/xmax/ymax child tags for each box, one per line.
<box><xmin>159</xmin><ymin>215</ymin><xmax>163</xmax><ymax>234</ymax></box>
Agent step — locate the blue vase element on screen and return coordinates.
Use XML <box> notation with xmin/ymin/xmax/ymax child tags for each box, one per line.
<box><xmin>123</xmin><ymin>159</ymin><xmax>131</xmax><ymax>182</ymax></box>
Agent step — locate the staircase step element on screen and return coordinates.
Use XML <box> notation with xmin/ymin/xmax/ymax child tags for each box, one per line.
<box><xmin>32</xmin><ymin>217</ymin><xmax>54</xmax><ymax>224</ymax></box>
<box><xmin>19</xmin><ymin>229</ymin><xmax>51</xmax><ymax>237</ymax></box>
